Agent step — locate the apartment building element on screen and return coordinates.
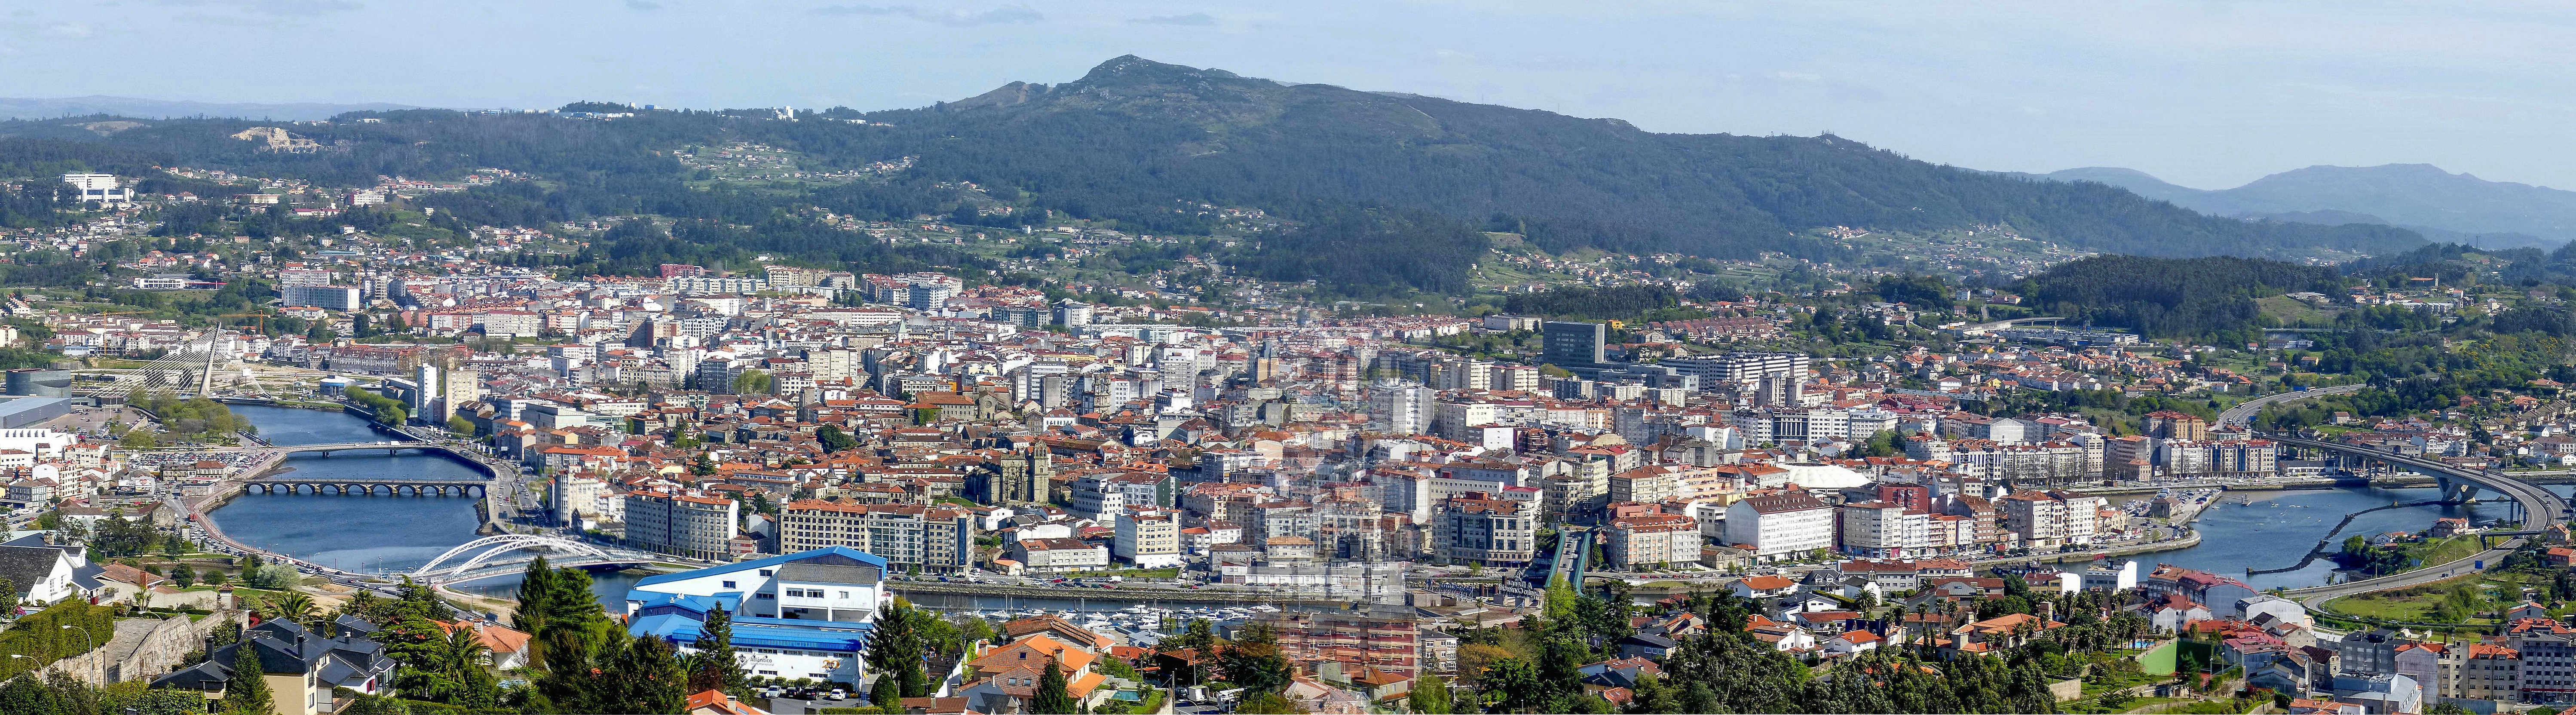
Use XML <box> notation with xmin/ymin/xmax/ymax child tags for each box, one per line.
<box><xmin>1604</xmin><ymin>512</ymin><xmax>1700</xmax><ymax>569</ymax></box>
<box><xmin>2511</xmin><ymin>618</ymin><xmax>2576</xmax><ymax>705</ymax></box>
<box><xmin>1996</xmin><ymin>490</ymin><xmax>2107</xmax><ymax>549</ymax></box>
<box><xmin>1722</xmin><ymin>491</ymin><xmax>1835</xmax><ymax>560</ymax></box>
<box><xmin>778</xmin><ymin>500</ymin><xmax>977</xmax><ymax>574</ymax></box>
<box><xmin>625</xmin><ymin>489</ymin><xmax>740</xmax><ymax>561</ymax></box>
<box><xmin>1839</xmin><ymin>501</ymin><xmax>1933</xmax><ymax>559</ymax></box>
<box><xmin>1434</xmin><ymin>491</ymin><xmax>1536</xmax><ymax>565</ymax></box>
<box><xmin>1115</xmin><ymin>506</ymin><xmax>1184</xmax><ymax>569</ymax></box>
<box><xmin>1607</xmin><ymin>465</ymin><xmax>1680</xmax><ymax>505</ymax></box>
<box><xmin>1259</xmin><ymin>606</ymin><xmax>1422</xmax><ymax>678</ymax></box>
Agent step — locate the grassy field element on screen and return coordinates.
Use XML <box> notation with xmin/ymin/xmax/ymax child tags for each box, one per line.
<box><xmin>2408</xmin><ymin>535</ymin><xmax>2486</xmax><ymax>568</ymax></box>
<box><xmin>2257</xmin><ymin>295</ymin><xmax>2344</xmax><ymax>327</ymax></box>
<box><xmin>2135</xmin><ymin>641</ymin><xmax>2177</xmax><ymax>676</ymax></box>
<box><xmin>2322</xmin><ymin>571</ymin><xmax>2533</xmax><ymax>624</ymax></box>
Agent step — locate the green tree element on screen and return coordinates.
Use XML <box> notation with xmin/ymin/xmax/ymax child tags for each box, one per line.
<box><xmin>221</xmin><ymin>643</ymin><xmax>275</xmax><ymax>715</ymax></box>
<box><xmin>1031</xmin><ymin>660</ymin><xmax>1077</xmax><ymax>714</ymax></box>
<box><xmin>446</xmin><ymin>414</ymin><xmax>475</xmax><ymax>435</ymax></box>
<box><xmin>277</xmin><ymin>592</ymin><xmax>318</xmax><ymax>629</ymax></box>
<box><xmin>686</xmin><ymin>605</ymin><xmax>749</xmax><ymax>697</ymax></box>
<box><xmin>868</xmin><ymin>601</ymin><xmax>931</xmax><ymax>698</ymax></box>
<box><xmin>816</xmin><ymin>425</ymin><xmax>859</xmax><ymax>453</ymax></box>
<box><xmin>1409</xmin><ymin>673</ymin><xmax>1450</xmax><ymax>715</ymax></box>
<box><xmin>732</xmin><ymin>369</ymin><xmax>772</xmax><ymax>395</ymax></box>
<box><xmin>1479</xmin><ymin>657</ymin><xmax>1541</xmax><ymax>712</ymax></box>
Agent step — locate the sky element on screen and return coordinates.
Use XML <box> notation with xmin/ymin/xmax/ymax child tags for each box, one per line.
<box><xmin>6</xmin><ymin>0</ymin><xmax>2575</xmax><ymax>190</ymax></box>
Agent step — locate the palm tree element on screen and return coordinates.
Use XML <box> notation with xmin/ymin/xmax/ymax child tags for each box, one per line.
<box><xmin>278</xmin><ymin>592</ymin><xmax>319</xmax><ymax>629</ymax></box>
<box><xmin>440</xmin><ymin>625</ymin><xmax>492</xmax><ymax>675</ymax></box>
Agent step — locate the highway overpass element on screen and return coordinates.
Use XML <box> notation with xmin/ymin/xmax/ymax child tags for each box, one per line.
<box><xmin>2264</xmin><ymin>432</ymin><xmax>2567</xmax><ymax>606</ymax></box>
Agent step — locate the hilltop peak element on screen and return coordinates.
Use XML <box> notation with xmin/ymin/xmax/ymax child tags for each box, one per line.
<box><xmin>1074</xmin><ymin>55</ymin><xmax>1243</xmax><ymax>86</ymax></box>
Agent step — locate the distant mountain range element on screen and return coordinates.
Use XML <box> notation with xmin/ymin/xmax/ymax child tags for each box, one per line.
<box><xmin>0</xmin><ymin>96</ymin><xmax>418</xmax><ymax>121</ymax></box>
<box><xmin>1998</xmin><ymin>164</ymin><xmax>2576</xmax><ymax>249</ymax></box>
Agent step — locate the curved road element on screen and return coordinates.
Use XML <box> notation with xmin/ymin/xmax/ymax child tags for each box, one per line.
<box><xmin>2220</xmin><ymin>384</ymin><xmax>2366</xmax><ymax>427</ymax></box>
<box><xmin>2266</xmin><ymin>433</ymin><xmax>2567</xmax><ymax>607</ymax></box>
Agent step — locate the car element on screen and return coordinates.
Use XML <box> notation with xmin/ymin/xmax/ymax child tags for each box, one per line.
<box><xmin>828</xmin><ymin>689</ymin><xmax>847</xmax><ymax>700</ymax></box>
<box><xmin>759</xmin><ymin>687</ymin><xmax>781</xmax><ymax>699</ymax></box>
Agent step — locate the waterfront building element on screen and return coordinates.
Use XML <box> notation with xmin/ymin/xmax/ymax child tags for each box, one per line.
<box><xmin>778</xmin><ymin>500</ymin><xmax>977</xmax><ymax>574</ymax></box>
<box><xmin>1113</xmin><ymin>506</ymin><xmax>1183</xmax><ymax>569</ymax></box>
<box><xmin>626</xmin><ymin>489</ymin><xmax>741</xmax><ymax>561</ymax></box>
<box><xmin>623</xmin><ymin>547</ymin><xmax>894</xmax><ymax>686</ymax></box>
<box><xmin>1996</xmin><ymin>490</ymin><xmax>2107</xmax><ymax>549</ymax></box>
<box><xmin>1010</xmin><ymin>537</ymin><xmax>1109</xmax><ymax>572</ymax></box>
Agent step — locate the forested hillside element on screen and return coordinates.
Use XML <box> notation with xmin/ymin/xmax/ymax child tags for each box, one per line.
<box><xmin>2019</xmin><ymin>255</ymin><xmax>2346</xmax><ymax>339</ymax></box>
<box><xmin>0</xmin><ymin>56</ymin><xmax>2429</xmax><ymax>294</ymax></box>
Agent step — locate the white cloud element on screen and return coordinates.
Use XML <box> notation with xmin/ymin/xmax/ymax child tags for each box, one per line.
<box><xmin>809</xmin><ymin>4</ymin><xmax>1041</xmax><ymax>26</ymax></box>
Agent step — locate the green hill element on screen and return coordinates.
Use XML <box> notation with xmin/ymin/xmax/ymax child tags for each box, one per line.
<box><xmin>0</xmin><ymin>56</ymin><xmax>2427</xmax><ymax>295</ymax></box>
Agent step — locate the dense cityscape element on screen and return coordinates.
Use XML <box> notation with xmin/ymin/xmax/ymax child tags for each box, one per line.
<box><xmin>2</xmin><ymin>10</ymin><xmax>2575</xmax><ymax>715</ymax></box>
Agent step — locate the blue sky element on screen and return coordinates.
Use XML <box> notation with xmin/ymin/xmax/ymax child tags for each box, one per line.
<box><xmin>7</xmin><ymin>0</ymin><xmax>2573</xmax><ymax>190</ymax></box>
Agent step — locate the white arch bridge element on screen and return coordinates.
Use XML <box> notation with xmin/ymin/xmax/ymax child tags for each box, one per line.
<box><xmin>410</xmin><ymin>535</ymin><xmax>654</xmax><ymax>583</ymax></box>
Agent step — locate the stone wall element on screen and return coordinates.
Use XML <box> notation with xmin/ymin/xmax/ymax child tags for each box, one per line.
<box><xmin>41</xmin><ymin>611</ymin><xmax>243</xmax><ymax>685</ymax></box>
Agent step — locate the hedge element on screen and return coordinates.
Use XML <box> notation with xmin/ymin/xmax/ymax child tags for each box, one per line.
<box><xmin>0</xmin><ymin>601</ymin><xmax>119</xmax><ymax>681</ymax></box>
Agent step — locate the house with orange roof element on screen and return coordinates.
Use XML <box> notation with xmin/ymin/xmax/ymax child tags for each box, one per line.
<box><xmin>686</xmin><ymin>688</ymin><xmax>771</xmax><ymax>715</ymax></box>
<box><xmin>1941</xmin><ymin>611</ymin><xmax>2065</xmax><ymax>657</ymax></box>
<box><xmin>955</xmin><ymin>634</ymin><xmax>1111</xmax><ymax>713</ymax></box>
<box><xmin>1000</xmin><ymin>614</ymin><xmax>1113</xmax><ymax>652</ymax></box>
<box><xmin>432</xmin><ymin>620</ymin><xmax>535</xmax><ymax>671</ymax></box>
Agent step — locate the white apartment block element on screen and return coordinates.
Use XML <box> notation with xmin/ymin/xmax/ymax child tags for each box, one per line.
<box><xmin>1115</xmin><ymin>506</ymin><xmax>1184</xmax><ymax>569</ymax></box>
<box><xmin>1722</xmin><ymin>491</ymin><xmax>1835</xmax><ymax>560</ymax></box>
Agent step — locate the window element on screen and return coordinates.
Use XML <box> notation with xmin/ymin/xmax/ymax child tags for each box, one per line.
<box><xmin>757</xmin><ymin>648</ymin><xmax>779</xmax><ymax>654</ymax></box>
<box><xmin>837</xmin><ymin>591</ymin><xmax>849</xmax><ymax>598</ymax></box>
<box><xmin>758</xmin><ymin>569</ymin><xmax>772</xmax><ymax>576</ymax></box>
<box><xmin>721</xmin><ymin>580</ymin><xmax>736</xmax><ymax>589</ymax></box>
<box><xmin>757</xmin><ymin>592</ymin><xmax>776</xmax><ymax>599</ymax></box>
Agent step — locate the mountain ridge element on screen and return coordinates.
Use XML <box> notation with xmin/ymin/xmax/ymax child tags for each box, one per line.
<box><xmin>0</xmin><ymin>96</ymin><xmax>420</xmax><ymax>121</ymax></box>
<box><xmin>2011</xmin><ymin>163</ymin><xmax>2576</xmax><ymax>246</ymax></box>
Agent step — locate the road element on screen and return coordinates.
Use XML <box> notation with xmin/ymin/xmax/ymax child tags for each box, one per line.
<box><xmin>2283</xmin><ymin>538</ymin><xmax>2525</xmax><ymax>609</ymax></box>
<box><xmin>2219</xmin><ymin>384</ymin><xmax>2365</xmax><ymax>426</ymax></box>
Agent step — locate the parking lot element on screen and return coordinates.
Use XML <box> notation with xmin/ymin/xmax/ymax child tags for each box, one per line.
<box><xmin>43</xmin><ymin>405</ymin><xmax>150</xmax><ymax>437</ymax></box>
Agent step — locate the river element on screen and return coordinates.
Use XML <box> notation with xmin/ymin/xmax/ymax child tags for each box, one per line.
<box><xmin>2107</xmin><ymin>485</ymin><xmax>2564</xmax><ymax>591</ymax></box>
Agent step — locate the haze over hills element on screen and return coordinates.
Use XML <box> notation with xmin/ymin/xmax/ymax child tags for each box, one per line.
<box><xmin>0</xmin><ymin>96</ymin><xmax>420</xmax><ymax>122</ymax></box>
<box><xmin>2005</xmin><ymin>163</ymin><xmax>2576</xmax><ymax>249</ymax></box>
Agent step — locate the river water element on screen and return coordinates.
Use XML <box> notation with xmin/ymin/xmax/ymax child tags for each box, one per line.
<box><xmin>209</xmin><ymin>405</ymin><xmax>488</xmax><ymax>574</ymax></box>
<box><xmin>2105</xmin><ymin>485</ymin><xmax>2566</xmax><ymax>591</ymax></box>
